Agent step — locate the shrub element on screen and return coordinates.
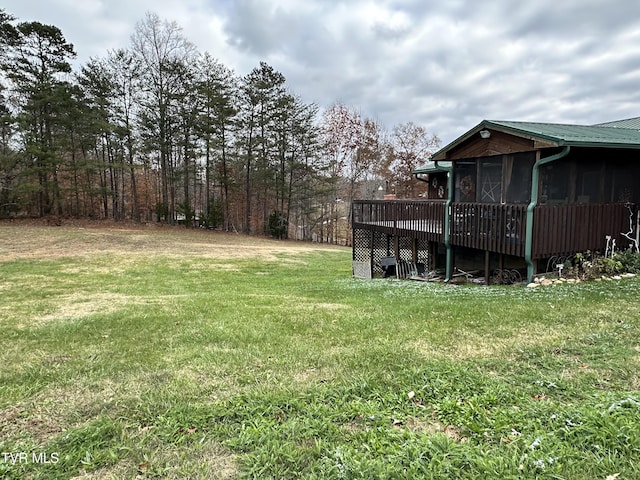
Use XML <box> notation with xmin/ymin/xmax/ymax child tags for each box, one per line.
<box><xmin>177</xmin><ymin>202</ymin><xmax>196</xmax><ymax>226</ymax></box>
<box><xmin>268</xmin><ymin>210</ymin><xmax>288</xmax><ymax>239</ymax></box>
<box><xmin>590</xmin><ymin>257</ymin><xmax>623</xmax><ymax>278</ymax></box>
<box><xmin>567</xmin><ymin>251</ymin><xmax>623</xmax><ymax>280</ymax></box>
<box><xmin>201</xmin><ymin>199</ymin><xmax>224</xmax><ymax>229</ymax></box>
<box><xmin>155</xmin><ymin>202</ymin><xmax>169</xmax><ymax>222</ymax></box>
<box><xmin>615</xmin><ymin>249</ymin><xmax>640</xmax><ymax>274</ymax></box>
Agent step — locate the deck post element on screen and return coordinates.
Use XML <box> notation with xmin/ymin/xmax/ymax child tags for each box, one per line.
<box><xmin>484</xmin><ymin>250</ymin><xmax>490</xmax><ymax>285</ymax></box>
<box><xmin>369</xmin><ymin>229</ymin><xmax>374</xmax><ymax>278</ymax></box>
<box><xmin>435</xmin><ymin>160</ymin><xmax>454</xmax><ymax>281</ymax></box>
<box><xmin>433</xmin><ymin>241</ymin><xmax>438</xmax><ymax>272</ymax></box>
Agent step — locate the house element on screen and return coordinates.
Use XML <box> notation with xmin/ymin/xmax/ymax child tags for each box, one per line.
<box><xmin>352</xmin><ymin>118</ymin><xmax>640</xmax><ymax>283</ymax></box>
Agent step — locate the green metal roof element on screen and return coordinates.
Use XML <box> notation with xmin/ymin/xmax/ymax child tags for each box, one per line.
<box><xmin>414</xmin><ymin>160</ymin><xmax>452</xmax><ymax>175</ymax></box>
<box><xmin>429</xmin><ymin>118</ymin><xmax>640</xmax><ymax>161</ymax></box>
<box><xmin>488</xmin><ymin>120</ymin><xmax>640</xmax><ymax>146</ymax></box>
<box><xmin>594</xmin><ymin>117</ymin><xmax>640</xmax><ymax>130</ymax></box>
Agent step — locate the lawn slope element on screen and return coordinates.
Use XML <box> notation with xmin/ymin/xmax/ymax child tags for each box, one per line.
<box><xmin>1</xmin><ymin>223</ymin><xmax>638</xmax><ymax>479</ymax></box>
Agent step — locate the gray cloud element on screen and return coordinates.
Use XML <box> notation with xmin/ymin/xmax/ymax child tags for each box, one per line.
<box><xmin>3</xmin><ymin>0</ymin><xmax>640</xmax><ymax>144</ymax></box>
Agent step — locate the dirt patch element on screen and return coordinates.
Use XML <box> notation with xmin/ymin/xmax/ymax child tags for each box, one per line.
<box><xmin>399</xmin><ymin>416</ymin><xmax>467</xmax><ymax>441</ymax></box>
<box><xmin>0</xmin><ymin>404</ymin><xmax>63</xmax><ymax>444</ymax></box>
<box><xmin>0</xmin><ymin>382</ymin><xmax>112</xmax><ymax>444</ymax></box>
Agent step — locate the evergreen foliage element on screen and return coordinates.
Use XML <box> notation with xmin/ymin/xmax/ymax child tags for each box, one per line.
<box><xmin>0</xmin><ymin>9</ymin><xmax>439</xmax><ymax>242</ymax></box>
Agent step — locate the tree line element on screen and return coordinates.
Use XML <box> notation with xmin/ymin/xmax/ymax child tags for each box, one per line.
<box><xmin>0</xmin><ymin>10</ymin><xmax>440</xmax><ymax>242</ymax></box>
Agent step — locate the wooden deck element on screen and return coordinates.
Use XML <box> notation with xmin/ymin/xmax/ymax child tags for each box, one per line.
<box><xmin>353</xmin><ymin>200</ymin><xmax>633</xmax><ymax>259</ymax></box>
<box><xmin>352</xmin><ymin>200</ymin><xmax>445</xmax><ymax>242</ymax></box>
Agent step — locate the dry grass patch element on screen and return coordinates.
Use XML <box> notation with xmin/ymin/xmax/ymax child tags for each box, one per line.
<box><xmin>292</xmin><ymin>367</ymin><xmax>333</xmax><ymax>385</ymax></box>
<box><xmin>312</xmin><ymin>302</ymin><xmax>349</xmax><ymax>311</ymax></box>
<box><xmin>244</xmin><ymin>294</ymin><xmax>350</xmax><ymax>312</ymax></box>
<box><xmin>0</xmin><ymin>379</ymin><xmax>129</xmax><ymax>445</ymax></box>
<box><xmin>399</xmin><ymin>416</ymin><xmax>467</xmax><ymax>442</ymax></box>
<box><xmin>66</xmin><ymin>438</ymin><xmax>238</xmax><ymax>480</ymax></box>
<box><xmin>0</xmin><ymin>404</ymin><xmax>64</xmax><ymax>445</ymax></box>
<box><xmin>413</xmin><ymin>327</ymin><xmax>571</xmax><ymax>361</ymax></box>
<box><xmin>135</xmin><ymin>440</ymin><xmax>238</xmax><ymax>480</ymax></box>
<box><xmin>4</xmin><ymin>291</ymin><xmax>193</xmax><ymax>330</ymax></box>
<box><xmin>0</xmin><ymin>222</ymin><xmax>346</xmax><ymax>263</ymax></box>
<box><xmin>30</xmin><ymin>292</ymin><xmax>135</xmax><ymax>326</ymax></box>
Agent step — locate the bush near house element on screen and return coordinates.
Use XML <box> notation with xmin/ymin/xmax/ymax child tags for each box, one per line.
<box><xmin>564</xmin><ymin>250</ymin><xmax>640</xmax><ymax>280</ymax></box>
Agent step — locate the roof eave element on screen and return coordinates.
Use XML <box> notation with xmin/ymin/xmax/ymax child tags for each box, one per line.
<box><xmin>414</xmin><ymin>160</ymin><xmax>452</xmax><ymax>175</ymax></box>
<box><xmin>485</xmin><ymin>121</ymin><xmax>562</xmax><ymax>145</ymax></box>
<box><xmin>432</xmin><ymin>119</ymin><xmax>640</xmax><ymax>161</ymax></box>
<box><xmin>560</xmin><ymin>141</ymin><xmax>640</xmax><ymax>149</ymax></box>
<box><xmin>430</xmin><ymin>121</ymin><xmax>489</xmax><ymax>161</ymax></box>
<box><xmin>431</xmin><ymin>120</ymin><xmax>562</xmax><ymax>161</ymax></box>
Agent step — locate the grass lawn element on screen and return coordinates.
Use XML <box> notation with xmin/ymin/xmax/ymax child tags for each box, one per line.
<box><xmin>1</xmin><ymin>222</ymin><xmax>639</xmax><ymax>479</ymax></box>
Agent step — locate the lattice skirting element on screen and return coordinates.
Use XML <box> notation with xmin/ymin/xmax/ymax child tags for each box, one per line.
<box><xmin>352</xmin><ymin>229</ymin><xmax>433</xmax><ymax>278</ymax></box>
<box><xmin>352</xmin><ymin>261</ymin><xmax>372</xmax><ymax>279</ymax></box>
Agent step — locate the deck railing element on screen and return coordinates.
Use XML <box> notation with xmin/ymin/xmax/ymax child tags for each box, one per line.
<box><xmin>353</xmin><ymin>200</ymin><xmax>634</xmax><ymax>259</ymax></box>
<box><xmin>532</xmin><ymin>203</ymin><xmax>631</xmax><ymax>259</ymax></box>
<box><xmin>352</xmin><ymin>200</ymin><xmax>445</xmax><ymax>242</ymax></box>
<box><xmin>450</xmin><ymin>203</ymin><xmax>527</xmax><ymax>256</ymax></box>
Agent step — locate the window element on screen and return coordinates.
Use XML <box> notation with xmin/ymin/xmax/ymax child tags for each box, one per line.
<box><xmin>540</xmin><ymin>161</ymin><xmax>570</xmax><ymax>204</ymax></box>
<box><xmin>505</xmin><ymin>153</ymin><xmax>534</xmax><ymax>204</ymax></box>
<box><xmin>479</xmin><ymin>159</ymin><xmax>502</xmax><ymax>203</ymax></box>
<box><xmin>456</xmin><ymin>152</ymin><xmax>535</xmax><ymax>204</ymax></box>
<box><xmin>454</xmin><ymin>162</ymin><xmax>476</xmax><ymax>202</ymax></box>
<box><xmin>577</xmin><ymin>170</ymin><xmax>600</xmax><ymax>203</ymax></box>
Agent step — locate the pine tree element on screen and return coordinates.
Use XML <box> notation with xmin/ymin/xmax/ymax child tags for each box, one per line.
<box><xmin>195</xmin><ymin>53</ymin><xmax>238</xmax><ymax>231</ymax></box>
<box><xmin>3</xmin><ymin>20</ymin><xmax>76</xmax><ymax>216</ymax></box>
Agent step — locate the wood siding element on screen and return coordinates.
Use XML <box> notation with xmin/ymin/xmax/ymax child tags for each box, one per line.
<box><xmin>446</xmin><ymin>130</ymin><xmax>536</xmax><ymax>160</ymax></box>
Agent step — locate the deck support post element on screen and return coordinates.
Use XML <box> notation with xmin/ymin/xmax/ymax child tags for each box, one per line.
<box><xmin>369</xmin><ymin>229</ymin><xmax>374</xmax><ymax>278</ymax></box>
<box><xmin>484</xmin><ymin>250</ymin><xmax>490</xmax><ymax>285</ymax></box>
<box><xmin>435</xmin><ymin>160</ymin><xmax>455</xmax><ymax>281</ymax></box>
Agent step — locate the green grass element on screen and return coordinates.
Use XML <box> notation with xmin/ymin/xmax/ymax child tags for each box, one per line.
<box><xmin>1</xmin><ymin>225</ymin><xmax>639</xmax><ymax>479</ymax></box>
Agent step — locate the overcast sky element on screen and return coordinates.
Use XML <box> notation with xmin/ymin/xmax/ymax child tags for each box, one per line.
<box><xmin>4</xmin><ymin>0</ymin><xmax>640</xmax><ymax>145</ymax></box>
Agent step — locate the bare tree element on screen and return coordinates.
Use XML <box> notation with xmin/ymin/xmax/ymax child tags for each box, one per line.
<box><xmin>107</xmin><ymin>49</ymin><xmax>143</xmax><ymax>221</ymax></box>
<box><xmin>321</xmin><ymin>103</ymin><xmax>386</xmax><ymax>243</ymax></box>
<box><xmin>130</xmin><ymin>12</ymin><xmax>195</xmax><ymax>223</ymax></box>
<box><xmin>383</xmin><ymin>122</ymin><xmax>440</xmax><ymax>198</ymax></box>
